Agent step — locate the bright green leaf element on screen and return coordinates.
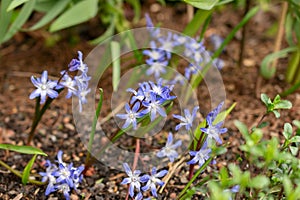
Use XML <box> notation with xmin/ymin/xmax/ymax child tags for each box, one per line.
<box><xmin>7</xmin><ymin>0</ymin><xmax>29</xmax><ymax>11</ymax></box>
<box><xmin>0</xmin><ymin>144</ymin><xmax>47</xmax><ymax>156</ymax></box>
<box><xmin>214</xmin><ymin>102</ymin><xmax>236</xmax><ymax>125</ymax></box>
<box><xmin>22</xmin><ymin>154</ymin><xmax>37</xmax><ymax>185</ymax></box>
<box><xmin>183</xmin><ymin>0</ymin><xmax>218</xmax><ymax>10</ymax></box>
<box><xmin>274</xmin><ymin>100</ymin><xmax>292</xmax><ymax>110</ymax></box>
<box><xmin>249</xmin><ymin>175</ymin><xmax>270</xmax><ymax>189</ymax></box>
<box><xmin>183</xmin><ymin>9</ymin><xmax>212</xmax><ymax>37</ymax></box>
<box><xmin>49</xmin><ymin>0</ymin><xmax>98</xmax><ymax>32</ymax></box>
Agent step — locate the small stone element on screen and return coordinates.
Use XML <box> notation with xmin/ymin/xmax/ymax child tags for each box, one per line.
<box><xmin>150</xmin><ymin>3</ymin><xmax>161</xmax><ymax>13</ymax></box>
<box><xmin>170</xmin><ymin>192</ymin><xmax>177</xmax><ymax>199</ymax></box>
<box><xmin>180</xmin><ymin>176</ymin><xmax>188</xmax><ymax>183</ymax></box>
<box><xmin>65</xmin><ymin>123</ymin><xmax>75</xmax><ymax>131</ymax></box>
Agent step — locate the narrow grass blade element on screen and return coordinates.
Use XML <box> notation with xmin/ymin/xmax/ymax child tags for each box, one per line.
<box><xmin>22</xmin><ymin>154</ymin><xmax>37</xmax><ymax>185</ymax></box>
<box><xmin>111</xmin><ymin>41</ymin><xmax>121</xmax><ymax>92</ymax></box>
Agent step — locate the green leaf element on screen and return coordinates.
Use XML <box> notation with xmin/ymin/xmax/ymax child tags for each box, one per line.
<box><xmin>0</xmin><ymin>0</ymin><xmax>13</xmax><ymax>44</ymax></box>
<box><xmin>283</xmin><ymin>123</ymin><xmax>293</xmax><ymax>139</ymax></box>
<box><xmin>250</xmin><ymin>128</ymin><xmax>263</xmax><ymax>144</ymax></box>
<box><xmin>249</xmin><ymin>175</ymin><xmax>270</xmax><ymax>189</ymax></box>
<box><xmin>34</xmin><ymin>0</ymin><xmax>56</xmax><ymax>12</ymax></box>
<box><xmin>183</xmin><ymin>9</ymin><xmax>212</xmax><ymax>37</ymax></box>
<box><xmin>234</xmin><ymin>120</ymin><xmax>249</xmax><ymax>138</ymax></box>
<box><xmin>0</xmin><ymin>144</ymin><xmax>47</xmax><ymax>156</ymax></box>
<box><xmin>214</xmin><ymin>102</ymin><xmax>236</xmax><ymax>125</ymax></box>
<box><xmin>111</xmin><ymin>41</ymin><xmax>120</xmax><ymax>92</ymax></box>
<box><xmin>22</xmin><ymin>154</ymin><xmax>37</xmax><ymax>185</ymax></box>
<box><xmin>290</xmin><ymin>136</ymin><xmax>300</xmax><ymax>143</ymax></box>
<box><xmin>289</xmin><ymin>146</ymin><xmax>298</xmax><ymax>156</ymax></box>
<box><xmin>286</xmin><ymin>50</ymin><xmax>300</xmax><ymax>83</ymax></box>
<box><xmin>29</xmin><ymin>0</ymin><xmax>71</xmax><ymax>30</ymax></box>
<box><xmin>49</xmin><ymin>0</ymin><xmax>98</xmax><ymax>32</ymax></box>
<box><xmin>283</xmin><ymin>176</ymin><xmax>292</xmax><ymax>196</ymax></box>
<box><xmin>260</xmin><ymin>46</ymin><xmax>298</xmax><ymax>79</ymax></box>
<box><xmin>2</xmin><ymin>0</ymin><xmax>36</xmax><ymax>43</ymax></box>
<box><xmin>183</xmin><ymin>0</ymin><xmax>218</xmax><ymax>10</ymax></box>
<box><xmin>274</xmin><ymin>100</ymin><xmax>292</xmax><ymax>110</ymax></box>
<box><xmin>293</xmin><ymin>120</ymin><xmax>300</xmax><ymax>129</ymax></box>
<box><xmin>272</xmin><ymin>110</ymin><xmax>280</xmax><ymax>118</ymax></box>
<box><xmin>260</xmin><ymin>93</ymin><xmax>269</xmax><ymax>106</ymax></box>
<box><xmin>7</xmin><ymin>0</ymin><xmax>29</xmax><ymax>11</ymax></box>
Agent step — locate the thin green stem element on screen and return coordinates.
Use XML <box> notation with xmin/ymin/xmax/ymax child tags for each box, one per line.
<box><xmin>177</xmin><ymin>157</ymin><xmax>213</xmax><ymax>200</ymax></box>
<box><xmin>85</xmin><ymin>88</ymin><xmax>104</xmax><ymax>167</ymax></box>
<box><xmin>0</xmin><ymin>160</ymin><xmax>45</xmax><ymax>186</ymax></box>
<box><xmin>27</xmin><ymin>89</ymin><xmax>63</xmax><ymax>145</ymax></box>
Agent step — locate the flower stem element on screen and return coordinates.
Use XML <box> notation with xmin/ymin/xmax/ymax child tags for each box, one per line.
<box><xmin>0</xmin><ymin>160</ymin><xmax>45</xmax><ymax>186</ymax></box>
<box><xmin>85</xmin><ymin>88</ymin><xmax>103</xmax><ymax>168</ymax></box>
<box><xmin>178</xmin><ymin>157</ymin><xmax>212</xmax><ymax>200</ymax></box>
<box><xmin>27</xmin><ymin>89</ymin><xmax>63</xmax><ymax>145</ymax></box>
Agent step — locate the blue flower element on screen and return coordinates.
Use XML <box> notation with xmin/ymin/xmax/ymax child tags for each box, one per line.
<box><xmin>209</xmin><ymin>34</ymin><xmax>224</xmax><ymax>52</ymax></box>
<box><xmin>141</xmin><ymin>167</ymin><xmax>168</xmax><ymax>197</ymax></box>
<box><xmin>200</xmin><ymin>102</ymin><xmax>227</xmax><ymax>144</ymax></box>
<box><xmin>156</xmin><ymin>132</ymin><xmax>182</xmax><ymax>162</ymax></box>
<box><xmin>29</xmin><ymin>70</ymin><xmax>58</xmax><ymax>104</ymax></box>
<box><xmin>39</xmin><ymin>160</ymin><xmax>57</xmax><ymax>195</ymax></box>
<box><xmin>121</xmin><ymin>163</ymin><xmax>142</xmax><ymax>198</ymax></box>
<box><xmin>146</xmin><ymin>59</ymin><xmax>168</xmax><ymax>78</ymax></box>
<box><xmin>116</xmin><ymin>103</ymin><xmax>142</xmax><ymax>130</ymax></box>
<box><xmin>56</xmin><ymin>183</ymin><xmax>71</xmax><ymax>200</ymax></box>
<box><xmin>145</xmin><ymin>13</ymin><xmax>160</xmax><ymax>37</ymax></box>
<box><xmin>142</xmin><ymin>93</ymin><xmax>166</xmax><ymax>121</ymax></box>
<box><xmin>68</xmin><ymin>51</ymin><xmax>88</xmax><ymax>73</ymax></box>
<box><xmin>59</xmin><ymin>73</ymin><xmax>77</xmax><ymax>99</ymax></box>
<box><xmin>158</xmin><ymin>32</ymin><xmax>174</xmax><ymax>59</ymax></box>
<box><xmin>40</xmin><ymin>151</ymin><xmax>84</xmax><ymax>200</ymax></box>
<box><xmin>231</xmin><ymin>185</ymin><xmax>240</xmax><ymax>193</ymax></box>
<box><xmin>173</xmin><ymin>106</ymin><xmax>199</xmax><ymax>131</ymax></box>
<box><xmin>74</xmin><ymin>81</ymin><xmax>91</xmax><ymax>113</ymax></box>
<box><xmin>187</xmin><ymin>142</ymin><xmax>211</xmax><ymax>166</ymax></box>
<box><xmin>184</xmin><ymin>64</ymin><xmax>202</xmax><ymax>80</ymax></box>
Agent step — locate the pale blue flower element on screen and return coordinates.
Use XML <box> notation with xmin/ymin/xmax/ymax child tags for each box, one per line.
<box><xmin>141</xmin><ymin>167</ymin><xmax>168</xmax><ymax>197</ymax></box>
<box><xmin>173</xmin><ymin>106</ymin><xmax>199</xmax><ymax>131</ymax></box>
<box><xmin>121</xmin><ymin>163</ymin><xmax>142</xmax><ymax>198</ymax></box>
<box><xmin>29</xmin><ymin>70</ymin><xmax>58</xmax><ymax>104</ymax></box>
<box><xmin>116</xmin><ymin>103</ymin><xmax>142</xmax><ymax>130</ymax></box>
<box><xmin>187</xmin><ymin>142</ymin><xmax>211</xmax><ymax>166</ymax></box>
<box><xmin>200</xmin><ymin>102</ymin><xmax>227</xmax><ymax>144</ymax></box>
<box><xmin>157</xmin><ymin>132</ymin><xmax>182</xmax><ymax>162</ymax></box>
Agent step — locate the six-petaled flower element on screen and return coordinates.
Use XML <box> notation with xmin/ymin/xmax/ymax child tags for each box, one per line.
<box><xmin>29</xmin><ymin>70</ymin><xmax>58</xmax><ymax>104</ymax></box>
<box><xmin>141</xmin><ymin>167</ymin><xmax>168</xmax><ymax>197</ymax></box>
<box><xmin>200</xmin><ymin>102</ymin><xmax>228</xmax><ymax>144</ymax></box>
<box><xmin>173</xmin><ymin>106</ymin><xmax>199</xmax><ymax>131</ymax></box>
<box><xmin>157</xmin><ymin>132</ymin><xmax>182</xmax><ymax>162</ymax></box>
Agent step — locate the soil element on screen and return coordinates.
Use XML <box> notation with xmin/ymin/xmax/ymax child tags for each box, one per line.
<box><xmin>1</xmin><ymin>2</ymin><xmax>300</xmax><ymax>200</ymax></box>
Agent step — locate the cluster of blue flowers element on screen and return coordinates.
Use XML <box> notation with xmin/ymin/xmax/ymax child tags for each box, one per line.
<box><xmin>144</xmin><ymin>14</ymin><xmax>225</xmax><ymax>84</ymax></box>
<box><xmin>121</xmin><ymin>163</ymin><xmax>168</xmax><ymax>199</ymax></box>
<box><xmin>117</xmin><ymin>80</ymin><xmax>176</xmax><ymax>130</ymax></box>
<box><xmin>39</xmin><ymin>150</ymin><xmax>84</xmax><ymax>200</ymax></box>
<box><xmin>29</xmin><ymin>51</ymin><xmax>91</xmax><ymax>112</ymax></box>
<box><xmin>172</xmin><ymin>102</ymin><xmax>228</xmax><ymax>167</ymax></box>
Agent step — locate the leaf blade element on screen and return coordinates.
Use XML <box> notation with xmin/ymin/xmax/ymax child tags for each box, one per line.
<box><xmin>0</xmin><ymin>144</ymin><xmax>47</xmax><ymax>156</ymax></box>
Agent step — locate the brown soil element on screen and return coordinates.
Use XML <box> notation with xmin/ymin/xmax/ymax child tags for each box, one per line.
<box><xmin>0</xmin><ymin>2</ymin><xmax>299</xmax><ymax>200</ymax></box>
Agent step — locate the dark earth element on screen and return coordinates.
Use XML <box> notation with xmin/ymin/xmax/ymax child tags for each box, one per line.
<box><xmin>1</xmin><ymin>2</ymin><xmax>300</xmax><ymax>200</ymax></box>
